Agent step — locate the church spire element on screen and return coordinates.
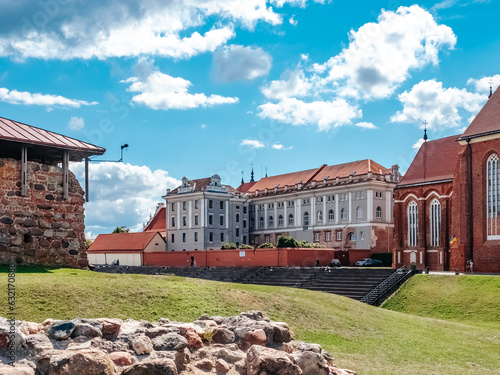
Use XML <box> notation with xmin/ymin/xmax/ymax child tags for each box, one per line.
<box><xmin>423</xmin><ymin>120</ymin><xmax>428</xmax><ymax>142</ymax></box>
<box><xmin>489</xmin><ymin>79</ymin><xmax>493</xmax><ymax>99</ymax></box>
<box><xmin>241</xmin><ymin>170</ymin><xmax>244</xmax><ymax>185</ymax></box>
<box><xmin>250</xmin><ymin>163</ymin><xmax>255</xmax><ymax>182</ymax></box>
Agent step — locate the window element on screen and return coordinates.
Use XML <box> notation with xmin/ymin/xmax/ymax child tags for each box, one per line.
<box><xmin>430</xmin><ymin>199</ymin><xmax>441</xmax><ymax>246</ymax></box>
<box><xmin>209</xmin><ymin>200</ymin><xmax>213</xmax><ymax>209</ymax></box>
<box><xmin>278</xmin><ymin>215</ymin><xmax>284</xmax><ymax>226</ymax></box>
<box><xmin>317</xmin><ymin>210</ymin><xmax>323</xmax><ymax>222</ymax></box>
<box><xmin>182</xmin><ymin>233</ymin><xmax>186</xmax><ymax>242</ymax></box>
<box><xmin>360</xmin><ymin>231</ymin><xmax>364</xmax><ymax>240</ymax></box>
<box><xmin>265</xmin><ymin>235</ymin><xmax>270</xmax><ymax>243</ymax></box>
<box><xmin>259</xmin><ymin>217</ymin><xmax>264</xmax><ymax>227</ymax></box>
<box><xmin>328</xmin><ymin>209</ymin><xmax>334</xmax><ymax>221</ymax></box>
<box><xmin>314</xmin><ymin>232</ymin><xmax>320</xmax><ymax>242</ymax></box>
<box><xmin>356</xmin><ymin>207</ymin><xmax>362</xmax><ymax>219</ymax></box>
<box><xmin>220</xmin><ymin>233</ymin><xmax>224</xmax><ymax>242</ymax></box>
<box><xmin>348</xmin><ymin>232</ymin><xmax>356</xmax><ymax>241</ymax></box>
<box><xmin>171</xmin><ymin>217</ymin><xmax>176</xmax><ymax>227</ymax></box>
<box><xmin>209</xmin><ymin>232</ymin><xmax>213</xmax><ymax>242</ymax></box>
<box><xmin>331</xmin><ymin>195</ymin><xmax>335</xmax><ymax>202</ymax></box>
<box><xmin>195</xmin><ymin>200</ymin><xmax>198</xmax><ymax>209</ymax></box>
<box><xmin>243</xmin><ymin>236</ymin><xmax>247</xmax><ymax>244</ymax></box>
<box><xmin>172</xmin><ymin>203</ymin><xmax>175</xmax><ymax>211</ymax></box>
<box><xmin>171</xmin><ymin>234</ymin><xmax>175</xmax><ymax>243</ymax></box>
<box><xmin>408</xmin><ymin>201</ymin><xmax>418</xmax><ymax>246</ymax></box>
<box><xmin>208</xmin><ymin>214</ymin><xmax>213</xmax><ymax>225</ymax></box>
<box><xmin>243</xmin><ymin>207</ymin><xmax>247</xmax><ymax>214</ymax></box>
<box><xmin>326</xmin><ymin>231</ymin><xmax>331</xmax><ymax>241</ymax></box>
<box><xmin>243</xmin><ymin>220</ymin><xmax>247</xmax><ymax>229</ymax></box>
<box><xmin>303</xmin><ymin>212</ymin><xmax>309</xmax><ymax>229</ymax></box>
<box><xmin>183</xmin><ymin>202</ymin><xmax>186</xmax><ymax>210</ymax></box>
<box><xmin>288</xmin><ymin>214</ymin><xmax>294</xmax><ymax>225</ymax></box>
<box><xmin>182</xmin><ymin>216</ymin><xmax>186</xmax><ymax>226</ymax></box>
<box><xmin>376</xmin><ymin>206</ymin><xmax>382</xmax><ymax>218</ymax></box>
<box><xmin>236</xmin><ymin>228</ymin><xmax>239</xmax><ymax>237</ymax></box>
<box><xmin>250</xmin><ymin>218</ymin><xmax>255</xmax><ymax>229</ymax></box>
<box><xmin>336</xmin><ymin>231</ymin><xmax>342</xmax><ymax>241</ymax></box>
<box><xmin>236</xmin><ymin>213</ymin><xmax>240</xmax><ymax>223</ymax></box>
<box><xmin>220</xmin><ymin>215</ymin><xmax>224</xmax><ymax>226</ymax></box>
<box><xmin>195</xmin><ymin>215</ymin><xmax>199</xmax><ymax>225</ymax></box>
<box><xmin>487</xmin><ymin>154</ymin><xmax>500</xmax><ymax>239</ymax></box>
<box><xmin>341</xmin><ymin>208</ymin><xmax>347</xmax><ymax>220</ymax></box>
<box><xmin>268</xmin><ymin>216</ymin><xmax>274</xmax><ymax>227</ymax></box>
<box><xmin>220</xmin><ymin>201</ymin><xmax>224</xmax><ymax>209</ymax></box>
<box><xmin>194</xmin><ymin>232</ymin><xmax>198</xmax><ymax>242</ymax></box>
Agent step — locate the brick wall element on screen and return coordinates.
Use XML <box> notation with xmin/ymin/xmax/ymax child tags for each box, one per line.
<box><xmin>0</xmin><ymin>158</ymin><xmax>88</xmax><ymax>268</ymax></box>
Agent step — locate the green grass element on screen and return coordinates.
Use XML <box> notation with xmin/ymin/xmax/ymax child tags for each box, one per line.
<box><xmin>382</xmin><ymin>275</ymin><xmax>500</xmax><ymax>330</ymax></box>
<box><xmin>1</xmin><ymin>266</ymin><xmax>499</xmax><ymax>375</ymax></box>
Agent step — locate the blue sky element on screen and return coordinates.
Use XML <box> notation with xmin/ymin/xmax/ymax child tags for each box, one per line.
<box><xmin>0</xmin><ymin>0</ymin><xmax>499</xmax><ymax>236</ymax></box>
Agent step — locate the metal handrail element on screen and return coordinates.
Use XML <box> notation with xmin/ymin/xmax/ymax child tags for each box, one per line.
<box><xmin>242</xmin><ymin>266</ymin><xmax>268</xmax><ymax>283</ymax></box>
<box><xmin>360</xmin><ymin>266</ymin><xmax>413</xmax><ymax>305</ymax></box>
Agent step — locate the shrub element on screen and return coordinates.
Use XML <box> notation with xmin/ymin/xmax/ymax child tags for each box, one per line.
<box><xmin>238</xmin><ymin>244</ymin><xmax>253</xmax><ymax>249</ymax></box>
<box><xmin>277</xmin><ymin>236</ymin><xmax>299</xmax><ymax>248</ymax></box>
<box><xmin>298</xmin><ymin>240</ymin><xmax>311</xmax><ymax>248</ymax></box>
<box><xmin>221</xmin><ymin>243</ymin><xmax>237</xmax><ymax>250</ymax></box>
<box><xmin>258</xmin><ymin>242</ymin><xmax>275</xmax><ymax>248</ymax></box>
<box><xmin>309</xmin><ymin>243</ymin><xmax>325</xmax><ymax>248</ymax></box>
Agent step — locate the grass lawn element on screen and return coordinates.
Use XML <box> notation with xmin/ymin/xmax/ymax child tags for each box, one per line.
<box><xmin>0</xmin><ymin>266</ymin><xmax>499</xmax><ymax>375</ymax></box>
<box><xmin>382</xmin><ymin>274</ymin><xmax>500</xmax><ymax>330</ymax></box>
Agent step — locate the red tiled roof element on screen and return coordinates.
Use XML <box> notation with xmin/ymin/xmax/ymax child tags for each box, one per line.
<box><xmin>237</xmin><ymin>181</ymin><xmax>257</xmax><ymax>193</ymax></box>
<box><xmin>397</xmin><ymin>135</ymin><xmax>462</xmax><ymax>187</ymax></box>
<box><xmin>144</xmin><ymin>207</ymin><xmax>166</xmax><ymax>232</ymax></box>
<box><xmin>88</xmin><ymin>232</ymin><xmax>162</xmax><ymax>252</ymax></box>
<box><xmin>238</xmin><ymin>160</ymin><xmax>389</xmax><ymax>193</ymax></box>
<box><xmin>459</xmin><ymin>86</ymin><xmax>500</xmax><ymax>140</ymax></box>
<box><xmin>0</xmin><ymin>116</ymin><xmax>105</xmax><ymax>156</ymax></box>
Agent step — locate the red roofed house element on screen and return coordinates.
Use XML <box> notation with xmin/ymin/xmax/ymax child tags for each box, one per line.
<box><xmin>88</xmin><ymin>231</ymin><xmax>166</xmax><ymax>266</ymax></box>
<box><xmin>393</xmin><ymin>86</ymin><xmax>500</xmax><ymax>273</ymax></box>
<box><xmin>144</xmin><ymin>203</ymin><xmax>166</xmax><ymax>236</ymax></box>
<box><xmin>0</xmin><ymin>116</ymin><xmax>105</xmax><ymax>268</ymax></box>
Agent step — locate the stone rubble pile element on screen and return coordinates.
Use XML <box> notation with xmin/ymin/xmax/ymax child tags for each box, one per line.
<box><xmin>0</xmin><ymin>311</ymin><xmax>356</xmax><ymax>374</ymax></box>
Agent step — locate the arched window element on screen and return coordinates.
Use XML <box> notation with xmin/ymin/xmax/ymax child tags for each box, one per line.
<box><xmin>356</xmin><ymin>206</ymin><xmax>362</xmax><ymax>219</ymax></box>
<box><xmin>317</xmin><ymin>210</ymin><xmax>323</xmax><ymax>222</ymax></box>
<box><xmin>430</xmin><ymin>199</ymin><xmax>441</xmax><ymax>246</ymax></box>
<box><xmin>341</xmin><ymin>208</ymin><xmax>347</xmax><ymax>220</ymax></box>
<box><xmin>328</xmin><ymin>209</ymin><xmax>334</xmax><ymax>221</ymax></box>
<box><xmin>408</xmin><ymin>201</ymin><xmax>418</xmax><ymax>247</ymax></box>
<box><xmin>376</xmin><ymin>206</ymin><xmax>382</xmax><ymax>219</ymax></box>
<box><xmin>348</xmin><ymin>232</ymin><xmax>356</xmax><ymax>241</ymax></box>
<box><xmin>288</xmin><ymin>213</ymin><xmax>294</xmax><ymax>225</ymax></box>
<box><xmin>278</xmin><ymin>214</ymin><xmax>284</xmax><ymax>226</ymax></box>
<box><xmin>268</xmin><ymin>216</ymin><xmax>274</xmax><ymax>227</ymax></box>
<box><xmin>487</xmin><ymin>154</ymin><xmax>500</xmax><ymax>239</ymax></box>
<box><xmin>259</xmin><ymin>217</ymin><xmax>264</xmax><ymax>228</ymax></box>
<box><xmin>303</xmin><ymin>212</ymin><xmax>309</xmax><ymax>228</ymax></box>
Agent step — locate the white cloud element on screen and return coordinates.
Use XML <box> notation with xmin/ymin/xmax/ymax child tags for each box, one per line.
<box><xmin>317</xmin><ymin>5</ymin><xmax>456</xmax><ymax>100</ymax></box>
<box><xmin>289</xmin><ymin>16</ymin><xmax>298</xmax><ymax>26</ymax></box>
<box><xmin>71</xmin><ymin>162</ymin><xmax>180</xmax><ymax>235</ymax></box>
<box><xmin>200</xmin><ymin>124</ymin><xmax>207</xmax><ymax>129</ymax></box>
<box><xmin>240</xmin><ymin>139</ymin><xmax>265</xmax><ymax>148</ymax></box>
<box><xmin>68</xmin><ymin>116</ymin><xmax>85</xmax><ymax>131</ymax></box>
<box><xmin>125</xmin><ymin>70</ymin><xmax>238</xmax><ymax>110</ymax></box>
<box><xmin>0</xmin><ymin>1</ymin><xmax>310</xmax><ymax>60</ymax></box>
<box><xmin>272</xmin><ymin>143</ymin><xmax>293</xmax><ymax>150</ymax></box>
<box><xmin>258</xmin><ymin>97</ymin><xmax>361</xmax><ymax>131</ymax></box>
<box><xmin>0</xmin><ymin>87</ymin><xmax>98</xmax><ymax>107</ymax></box>
<box><xmin>355</xmin><ymin>122</ymin><xmax>378</xmax><ymax>129</ymax></box>
<box><xmin>391</xmin><ymin>79</ymin><xmax>486</xmax><ymax>130</ymax></box>
<box><xmin>262</xmin><ymin>70</ymin><xmax>312</xmax><ymax>99</ymax></box>
<box><xmin>412</xmin><ymin>138</ymin><xmax>425</xmax><ymax>149</ymax></box>
<box><xmin>212</xmin><ymin>45</ymin><xmax>272</xmax><ymax>82</ymax></box>
<box><xmin>467</xmin><ymin>74</ymin><xmax>500</xmax><ymax>94</ymax></box>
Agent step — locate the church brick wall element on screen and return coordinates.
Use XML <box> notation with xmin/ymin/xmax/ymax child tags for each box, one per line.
<box><xmin>0</xmin><ymin>158</ymin><xmax>88</xmax><ymax>268</ymax></box>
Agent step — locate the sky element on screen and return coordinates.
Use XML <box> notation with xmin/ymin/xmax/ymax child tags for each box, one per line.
<box><xmin>0</xmin><ymin>0</ymin><xmax>499</xmax><ymax>237</ymax></box>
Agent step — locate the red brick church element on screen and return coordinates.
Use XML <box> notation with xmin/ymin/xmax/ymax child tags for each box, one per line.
<box><xmin>393</xmin><ymin>86</ymin><xmax>500</xmax><ymax>273</ymax></box>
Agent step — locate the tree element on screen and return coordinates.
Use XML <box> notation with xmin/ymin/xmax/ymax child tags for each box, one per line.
<box><xmin>112</xmin><ymin>226</ymin><xmax>129</xmax><ymax>233</ymax></box>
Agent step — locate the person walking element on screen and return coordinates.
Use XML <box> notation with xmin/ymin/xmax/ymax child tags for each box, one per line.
<box><xmin>469</xmin><ymin>259</ymin><xmax>473</xmax><ymax>275</ymax></box>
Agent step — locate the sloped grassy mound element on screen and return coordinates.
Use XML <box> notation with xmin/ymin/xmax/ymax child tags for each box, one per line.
<box><xmin>1</xmin><ymin>266</ymin><xmax>499</xmax><ymax>375</ymax></box>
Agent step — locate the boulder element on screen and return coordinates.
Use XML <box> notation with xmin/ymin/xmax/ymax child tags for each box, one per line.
<box><xmin>292</xmin><ymin>350</ymin><xmax>330</xmax><ymax>375</ymax></box>
<box><xmin>131</xmin><ymin>335</ymin><xmax>153</xmax><ymax>355</ymax></box>
<box><xmin>178</xmin><ymin>326</ymin><xmax>203</xmax><ymax>349</ymax></box>
<box><xmin>121</xmin><ymin>359</ymin><xmax>177</xmax><ymax>375</ymax></box>
<box><xmin>47</xmin><ymin>321</ymin><xmax>75</xmax><ymax>340</ymax></box>
<box><xmin>215</xmin><ymin>358</ymin><xmax>231</xmax><ymax>374</ymax></box>
<box><xmin>152</xmin><ymin>333</ymin><xmax>188</xmax><ymax>352</ymax></box>
<box><xmin>19</xmin><ymin>321</ymin><xmax>42</xmax><ymax>335</ymax></box>
<box><xmin>96</xmin><ymin>318</ymin><xmax>121</xmax><ymax>339</ymax></box>
<box><xmin>36</xmin><ymin>348</ymin><xmax>115</xmax><ymax>375</ymax></box>
<box><xmin>71</xmin><ymin>323</ymin><xmax>102</xmax><ymax>339</ymax></box>
<box><xmin>195</xmin><ymin>359</ymin><xmax>213</xmax><ymax>371</ymax></box>
<box><xmin>246</xmin><ymin>345</ymin><xmax>302</xmax><ymax>375</ymax></box>
<box><xmin>212</xmin><ymin>327</ymin><xmax>235</xmax><ymax>344</ymax></box>
<box><xmin>271</xmin><ymin>323</ymin><xmax>294</xmax><ymax>343</ymax></box>
<box><xmin>0</xmin><ymin>365</ymin><xmax>35</xmax><ymax>375</ymax></box>
<box><xmin>109</xmin><ymin>351</ymin><xmax>134</xmax><ymax>366</ymax></box>
<box><xmin>145</xmin><ymin>326</ymin><xmax>176</xmax><ymax>339</ymax></box>
<box><xmin>244</xmin><ymin>329</ymin><xmax>267</xmax><ymax>347</ymax></box>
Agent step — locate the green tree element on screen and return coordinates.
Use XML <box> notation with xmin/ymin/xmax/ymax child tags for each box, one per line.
<box><xmin>112</xmin><ymin>226</ymin><xmax>129</xmax><ymax>233</ymax></box>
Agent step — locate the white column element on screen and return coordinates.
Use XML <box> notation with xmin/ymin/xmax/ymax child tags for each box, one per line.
<box><xmin>274</xmin><ymin>203</ymin><xmax>278</xmax><ymax>229</ymax></box>
<box><xmin>367</xmin><ymin>190</ymin><xmax>373</xmax><ymax>221</ymax></box>
<box><xmin>296</xmin><ymin>198</ymin><xmax>302</xmax><ymax>227</ymax></box>
<box><xmin>323</xmin><ymin>195</ymin><xmax>327</xmax><ymax>225</ymax></box>
<box><xmin>264</xmin><ymin>204</ymin><xmax>268</xmax><ymax>229</ymax></box>
<box><xmin>348</xmin><ymin>192</ymin><xmax>352</xmax><ymax>223</ymax></box>
<box><xmin>225</xmin><ymin>201</ymin><xmax>229</xmax><ymax>229</ymax></box>
<box><xmin>335</xmin><ymin>194</ymin><xmax>339</xmax><ymax>224</ymax></box>
<box><xmin>310</xmin><ymin>198</ymin><xmax>315</xmax><ymax>226</ymax></box>
<box><xmin>283</xmin><ymin>201</ymin><xmax>287</xmax><ymax>229</ymax></box>
<box><xmin>188</xmin><ymin>200</ymin><xmax>192</xmax><ymax>228</ymax></box>
<box><xmin>386</xmin><ymin>191</ymin><xmax>392</xmax><ymax>222</ymax></box>
<box><xmin>201</xmin><ymin>199</ymin><xmax>205</xmax><ymax>227</ymax></box>
<box><xmin>177</xmin><ymin>202</ymin><xmax>181</xmax><ymax>229</ymax></box>
<box><xmin>255</xmin><ymin>206</ymin><xmax>259</xmax><ymax>230</ymax></box>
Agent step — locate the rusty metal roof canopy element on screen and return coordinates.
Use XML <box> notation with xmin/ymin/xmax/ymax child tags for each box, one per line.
<box><xmin>0</xmin><ymin>116</ymin><xmax>105</xmax><ymax>162</ymax></box>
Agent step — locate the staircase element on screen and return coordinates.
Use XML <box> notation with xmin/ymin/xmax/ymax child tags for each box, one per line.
<box><xmin>360</xmin><ymin>266</ymin><xmax>414</xmax><ymax>306</ymax></box>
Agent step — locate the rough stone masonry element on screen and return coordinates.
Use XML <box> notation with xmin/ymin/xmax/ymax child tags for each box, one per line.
<box><xmin>0</xmin><ymin>158</ymin><xmax>88</xmax><ymax>268</ymax></box>
<box><xmin>0</xmin><ymin>311</ymin><xmax>355</xmax><ymax>375</ymax></box>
